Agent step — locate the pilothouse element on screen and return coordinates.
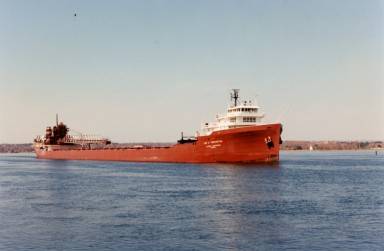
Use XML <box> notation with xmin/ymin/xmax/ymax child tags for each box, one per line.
<box><xmin>201</xmin><ymin>89</ymin><xmax>265</xmax><ymax>136</ymax></box>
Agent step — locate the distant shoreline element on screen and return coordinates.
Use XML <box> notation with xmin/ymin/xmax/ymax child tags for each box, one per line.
<box><xmin>281</xmin><ymin>140</ymin><xmax>383</xmax><ymax>151</ymax></box>
<box><xmin>1</xmin><ymin>141</ymin><xmax>383</xmax><ymax>153</ymax></box>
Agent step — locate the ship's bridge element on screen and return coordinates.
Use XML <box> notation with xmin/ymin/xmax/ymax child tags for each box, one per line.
<box><xmin>200</xmin><ymin>90</ymin><xmax>265</xmax><ymax>136</ymax></box>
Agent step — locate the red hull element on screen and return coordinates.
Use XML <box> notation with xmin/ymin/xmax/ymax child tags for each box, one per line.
<box><xmin>34</xmin><ymin>124</ymin><xmax>282</xmax><ymax>163</ymax></box>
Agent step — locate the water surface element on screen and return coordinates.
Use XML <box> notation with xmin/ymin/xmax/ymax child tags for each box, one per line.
<box><xmin>0</xmin><ymin>151</ymin><xmax>383</xmax><ymax>250</ymax></box>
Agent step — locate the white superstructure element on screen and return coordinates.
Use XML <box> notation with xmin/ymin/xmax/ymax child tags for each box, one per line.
<box><xmin>200</xmin><ymin>89</ymin><xmax>265</xmax><ymax>136</ymax></box>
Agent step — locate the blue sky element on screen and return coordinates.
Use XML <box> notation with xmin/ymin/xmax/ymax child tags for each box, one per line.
<box><xmin>1</xmin><ymin>0</ymin><xmax>383</xmax><ymax>143</ymax></box>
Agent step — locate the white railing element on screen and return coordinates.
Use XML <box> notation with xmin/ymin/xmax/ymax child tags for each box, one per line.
<box><xmin>62</xmin><ymin>135</ymin><xmax>110</xmax><ymax>145</ymax></box>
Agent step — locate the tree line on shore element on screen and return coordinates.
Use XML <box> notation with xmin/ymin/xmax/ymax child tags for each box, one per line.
<box><xmin>281</xmin><ymin>141</ymin><xmax>383</xmax><ymax>151</ymax></box>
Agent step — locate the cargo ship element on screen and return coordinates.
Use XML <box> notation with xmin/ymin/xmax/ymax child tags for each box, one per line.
<box><xmin>34</xmin><ymin>90</ymin><xmax>282</xmax><ymax>163</ymax></box>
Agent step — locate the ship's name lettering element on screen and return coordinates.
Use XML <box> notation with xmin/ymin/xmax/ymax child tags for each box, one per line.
<box><xmin>204</xmin><ymin>140</ymin><xmax>223</xmax><ymax>148</ymax></box>
<box><xmin>204</xmin><ymin>140</ymin><xmax>223</xmax><ymax>145</ymax></box>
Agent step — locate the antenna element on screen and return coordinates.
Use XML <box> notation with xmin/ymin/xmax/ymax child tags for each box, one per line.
<box><xmin>230</xmin><ymin>89</ymin><xmax>240</xmax><ymax>106</ymax></box>
<box><xmin>56</xmin><ymin>114</ymin><xmax>58</xmax><ymax>126</ymax></box>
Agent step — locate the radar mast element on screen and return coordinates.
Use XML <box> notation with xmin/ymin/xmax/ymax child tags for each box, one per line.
<box><xmin>230</xmin><ymin>89</ymin><xmax>240</xmax><ymax>106</ymax></box>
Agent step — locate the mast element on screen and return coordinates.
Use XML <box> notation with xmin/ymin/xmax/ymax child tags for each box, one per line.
<box><xmin>56</xmin><ymin>114</ymin><xmax>58</xmax><ymax>126</ymax></box>
<box><xmin>230</xmin><ymin>89</ymin><xmax>240</xmax><ymax>106</ymax></box>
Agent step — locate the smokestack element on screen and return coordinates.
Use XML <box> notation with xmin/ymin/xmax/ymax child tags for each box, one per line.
<box><xmin>56</xmin><ymin>114</ymin><xmax>58</xmax><ymax>126</ymax></box>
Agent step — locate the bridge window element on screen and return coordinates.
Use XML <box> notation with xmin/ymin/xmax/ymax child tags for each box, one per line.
<box><xmin>243</xmin><ymin>117</ymin><xmax>256</xmax><ymax>123</ymax></box>
<box><xmin>230</xmin><ymin>117</ymin><xmax>236</xmax><ymax>122</ymax></box>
